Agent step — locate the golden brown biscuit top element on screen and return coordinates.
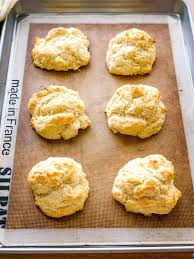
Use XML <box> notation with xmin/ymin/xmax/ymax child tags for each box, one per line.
<box><xmin>112</xmin><ymin>154</ymin><xmax>181</xmax><ymax>215</ymax></box>
<box><xmin>28</xmin><ymin>85</ymin><xmax>85</xmax><ymax>117</ymax></box>
<box><xmin>32</xmin><ymin>27</ymin><xmax>90</xmax><ymax>71</ymax></box>
<box><xmin>106</xmin><ymin>28</ymin><xmax>156</xmax><ymax>76</ymax></box>
<box><xmin>28</xmin><ymin>157</ymin><xmax>86</xmax><ymax>195</ymax></box>
<box><xmin>106</xmin><ymin>84</ymin><xmax>166</xmax><ymax>123</ymax></box>
<box><xmin>110</xmin><ymin>28</ymin><xmax>155</xmax><ymax>49</ymax></box>
<box><xmin>113</xmin><ymin>154</ymin><xmax>180</xmax><ymax>199</ymax></box>
<box><xmin>28</xmin><ymin>85</ymin><xmax>91</xmax><ymax>140</ymax></box>
<box><xmin>35</xmin><ymin>27</ymin><xmax>89</xmax><ymax>48</ymax></box>
<box><xmin>28</xmin><ymin>157</ymin><xmax>90</xmax><ymax>218</ymax></box>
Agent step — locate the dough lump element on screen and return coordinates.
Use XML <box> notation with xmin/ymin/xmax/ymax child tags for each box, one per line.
<box><xmin>112</xmin><ymin>154</ymin><xmax>181</xmax><ymax>216</ymax></box>
<box><xmin>105</xmin><ymin>84</ymin><xmax>166</xmax><ymax>138</ymax></box>
<box><xmin>28</xmin><ymin>157</ymin><xmax>90</xmax><ymax>218</ymax></box>
<box><xmin>32</xmin><ymin>27</ymin><xmax>90</xmax><ymax>71</ymax></box>
<box><xmin>106</xmin><ymin>28</ymin><xmax>156</xmax><ymax>75</ymax></box>
<box><xmin>28</xmin><ymin>85</ymin><xmax>91</xmax><ymax>140</ymax></box>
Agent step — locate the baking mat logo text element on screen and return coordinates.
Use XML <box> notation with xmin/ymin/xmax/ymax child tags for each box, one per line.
<box><xmin>1</xmin><ymin>80</ymin><xmax>19</xmax><ymax>156</ymax></box>
<box><xmin>0</xmin><ymin>167</ymin><xmax>11</xmax><ymax>228</ymax></box>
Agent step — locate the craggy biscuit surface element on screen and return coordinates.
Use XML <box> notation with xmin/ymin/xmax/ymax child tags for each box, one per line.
<box><xmin>28</xmin><ymin>157</ymin><xmax>90</xmax><ymax>218</ymax></box>
<box><xmin>112</xmin><ymin>154</ymin><xmax>181</xmax><ymax>216</ymax></box>
<box><xmin>106</xmin><ymin>28</ymin><xmax>156</xmax><ymax>75</ymax></box>
<box><xmin>105</xmin><ymin>84</ymin><xmax>167</xmax><ymax>138</ymax></box>
<box><xmin>32</xmin><ymin>27</ymin><xmax>90</xmax><ymax>71</ymax></box>
<box><xmin>28</xmin><ymin>85</ymin><xmax>91</xmax><ymax>140</ymax></box>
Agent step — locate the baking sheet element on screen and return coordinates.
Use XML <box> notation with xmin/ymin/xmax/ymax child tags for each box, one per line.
<box><xmin>5</xmin><ymin>22</ymin><xmax>194</xmax><ymax>229</ymax></box>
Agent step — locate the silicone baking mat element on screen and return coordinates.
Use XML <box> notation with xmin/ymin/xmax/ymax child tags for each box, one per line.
<box><xmin>6</xmin><ymin>23</ymin><xmax>194</xmax><ymax>228</ymax></box>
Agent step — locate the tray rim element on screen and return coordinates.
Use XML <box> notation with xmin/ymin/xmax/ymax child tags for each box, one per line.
<box><xmin>0</xmin><ymin>0</ymin><xmax>194</xmax><ymax>254</ymax></box>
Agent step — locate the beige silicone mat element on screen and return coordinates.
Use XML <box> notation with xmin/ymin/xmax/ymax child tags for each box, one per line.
<box><xmin>6</xmin><ymin>23</ymin><xmax>194</xmax><ymax>229</ymax></box>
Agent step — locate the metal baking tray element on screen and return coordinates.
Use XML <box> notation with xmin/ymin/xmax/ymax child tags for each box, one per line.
<box><xmin>0</xmin><ymin>0</ymin><xmax>194</xmax><ymax>253</ymax></box>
